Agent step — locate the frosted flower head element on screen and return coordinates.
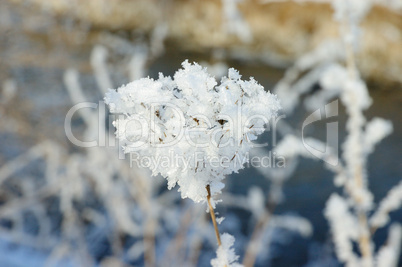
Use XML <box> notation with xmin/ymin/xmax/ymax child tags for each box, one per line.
<box><xmin>105</xmin><ymin>60</ymin><xmax>280</xmax><ymax>203</ymax></box>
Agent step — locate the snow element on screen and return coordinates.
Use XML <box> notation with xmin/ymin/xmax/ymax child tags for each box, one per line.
<box><xmin>210</xmin><ymin>233</ymin><xmax>243</xmax><ymax>267</ymax></box>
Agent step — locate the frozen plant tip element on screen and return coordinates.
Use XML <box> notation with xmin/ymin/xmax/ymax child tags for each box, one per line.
<box><xmin>105</xmin><ymin>60</ymin><xmax>280</xmax><ymax>203</ymax></box>
<box><xmin>211</xmin><ymin>233</ymin><xmax>243</xmax><ymax>267</ymax></box>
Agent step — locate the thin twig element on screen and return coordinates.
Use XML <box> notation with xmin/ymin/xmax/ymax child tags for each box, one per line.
<box><xmin>206</xmin><ymin>185</ymin><xmax>221</xmax><ymax>246</ymax></box>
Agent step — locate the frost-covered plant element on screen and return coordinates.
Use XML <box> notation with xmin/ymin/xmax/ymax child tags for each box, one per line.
<box><xmin>105</xmin><ymin>60</ymin><xmax>280</xmax><ymax>203</ymax></box>
<box><xmin>105</xmin><ymin>60</ymin><xmax>280</xmax><ymax>266</ymax></box>
<box><xmin>323</xmin><ymin>2</ymin><xmax>401</xmax><ymax>266</ymax></box>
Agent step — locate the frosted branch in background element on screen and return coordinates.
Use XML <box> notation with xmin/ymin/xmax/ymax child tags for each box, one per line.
<box><xmin>1</xmin><ymin>79</ymin><xmax>17</xmax><ymax>104</ymax></box>
<box><xmin>363</xmin><ymin>118</ymin><xmax>393</xmax><ymax>156</ymax></box>
<box><xmin>274</xmin><ymin>134</ymin><xmax>336</xmax><ymax>161</ymax></box>
<box><xmin>221</xmin><ymin>0</ymin><xmax>253</xmax><ymax>43</ymax></box>
<box><xmin>270</xmin><ymin>215</ymin><xmax>313</xmax><ymax>238</ymax></box>
<box><xmin>63</xmin><ymin>69</ymin><xmax>94</xmax><ymax>125</ymax></box>
<box><xmin>150</xmin><ymin>23</ymin><xmax>168</xmax><ymax>58</ymax></box>
<box><xmin>332</xmin><ymin>0</ymin><xmax>372</xmax><ymax>48</ymax></box>
<box><xmin>247</xmin><ymin>186</ymin><xmax>265</xmax><ymax>218</ymax></box>
<box><xmin>370</xmin><ymin>181</ymin><xmax>402</xmax><ymax>229</ymax></box>
<box><xmin>303</xmin><ymin>63</ymin><xmax>346</xmax><ymax>111</ymax></box>
<box><xmin>90</xmin><ymin>45</ymin><xmax>114</xmax><ymax>94</ymax></box>
<box><xmin>129</xmin><ymin>44</ymin><xmax>148</xmax><ymax>81</ymax></box>
<box><xmin>376</xmin><ymin>224</ymin><xmax>402</xmax><ymax>267</ymax></box>
<box><xmin>324</xmin><ymin>194</ymin><xmax>360</xmax><ymax>267</ymax></box>
<box><xmin>274</xmin><ymin>41</ymin><xmax>344</xmax><ymax>113</ymax></box>
<box><xmin>0</xmin><ymin>142</ymin><xmax>60</xmax><ymax>185</ymax></box>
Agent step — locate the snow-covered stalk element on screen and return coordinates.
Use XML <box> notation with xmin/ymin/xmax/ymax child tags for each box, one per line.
<box><xmin>331</xmin><ymin>1</ymin><xmax>375</xmax><ymax>265</ymax></box>
<box><xmin>342</xmin><ymin>24</ymin><xmax>373</xmax><ymax>267</ymax></box>
<box><xmin>341</xmin><ymin>65</ymin><xmax>373</xmax><ymax>264</ymax></box>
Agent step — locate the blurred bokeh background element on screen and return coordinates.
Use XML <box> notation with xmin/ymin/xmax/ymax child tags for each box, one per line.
<box><xmin>0</xmin><ymin>0</ymin><xmax>401</xmax><ymax>266</ymax></box>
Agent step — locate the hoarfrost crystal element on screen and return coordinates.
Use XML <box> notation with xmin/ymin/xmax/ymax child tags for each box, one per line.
<box><xmin>105</xmin><ymin>60</ymin><xmax>280</xmax><ymax>203</ymax></box>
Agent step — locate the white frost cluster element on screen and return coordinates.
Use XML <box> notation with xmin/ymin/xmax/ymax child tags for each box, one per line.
<box><xmin>211</xmin><ymin>233</ymin><xmax>243</xmax><ymax>267</ymax></box>
<box><xmin>105</xmin><ymin>60</ymin><xmax>280</xmax><ymax>203</ymax></box>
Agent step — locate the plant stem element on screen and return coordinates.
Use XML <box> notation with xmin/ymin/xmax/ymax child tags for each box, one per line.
<box><xmin>206</xmin><ymin>185</ymin><xmax>221</xmax><ymax>246</ymax></box>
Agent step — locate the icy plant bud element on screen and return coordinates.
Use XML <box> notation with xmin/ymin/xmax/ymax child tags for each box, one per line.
<box><xmin>211</xmin><ymin>233</ymin><xmax>243</xmax><ymax>267</ymax></box>
<box><xmin>105</xmin><ymin>60</ymin><xmax>280</xmax><ymax>203</ymax></box>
